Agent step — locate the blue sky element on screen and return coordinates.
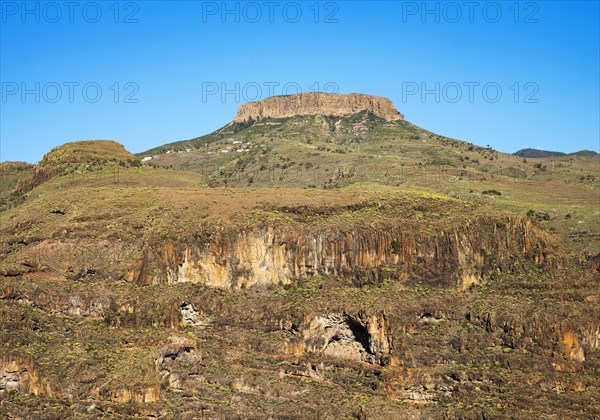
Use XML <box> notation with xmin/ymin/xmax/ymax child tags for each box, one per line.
<box><xmin>1</xmin><ymin>0</ymin><xmax>599</xmax><ymax>163</ymax></box>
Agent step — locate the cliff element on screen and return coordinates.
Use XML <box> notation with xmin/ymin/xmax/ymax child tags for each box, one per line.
<box><xmin>0</xmin><ymin>353</ymin><xmax>54</xmax><ymax>396</ymax></box>
<box><xmin>233</xmin><ymin>92</ymin><xmax>404</xmax><ymax>123</ymax></box>
<box><xmin>124</xmin><ymin>216</ymin><xmax>562</xmax><ymax>290</ymax></box>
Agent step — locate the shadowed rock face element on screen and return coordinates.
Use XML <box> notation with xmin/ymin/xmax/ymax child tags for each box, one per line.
<box><xmin>233</xmin><ymin>92</ymin><xmax>404</xmax><ymax>123</ymax></box>
<box><xmin>286</xmin><ymin>313</ymin><xmax>391</xmax><ymax>365</ymax></box>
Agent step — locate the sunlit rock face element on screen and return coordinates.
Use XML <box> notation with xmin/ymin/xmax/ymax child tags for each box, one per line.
<box><xmin>0</xmin><ymin>353</ymin><xmax>54</xmax><ymax>396</ymax></box>
<box><xmin>125</xmin><ymin>216</ymin><xmax>562</xmax><ymax>290</ymax></box>
<box><xmin>233</xmin><ymin>92</ymin><xmax>404</xmax><ymax>123</ymax></box>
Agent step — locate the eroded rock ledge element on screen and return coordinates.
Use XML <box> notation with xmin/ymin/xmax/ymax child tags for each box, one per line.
<box><xmin>287</xmin><ymin>312</ymin><xmax>392</xmax><ymax>365</ymax></box>
<box><xmin>233</xmin><ymin>92</ymin><xmax>404</xmax><ymax>123</ymax></box>
<box><xmin>0</xmin><ymin>353</ymin><xmax>53</xmax><ymax>396</ymax></box>
<box><xmin>125</xmin><ymin>216</ymin><xmax>562</xmax><ymax>290</ymax></box>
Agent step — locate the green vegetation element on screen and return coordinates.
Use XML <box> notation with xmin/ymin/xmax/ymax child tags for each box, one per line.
<box><xmin>136</xmin><ymin>112</ymin><xmax>549</xmax><ymax>189</ymax></box>
<box><xmin>527</xmin><ymin>209</ymin><xmax>551</xmax><ymax>221</ymax></box>
<box><xmin>390</xmin><ymin>239</ymin><xmax>402</xmax><ymax>255</ymax></box>
<box><xmin>0</xmin><ymin>111</ymin><xmax>598</xmax><ymax>418</ymax></box>
<box><xmin>482</xmin><ymin>189</ymin><xmax>502</xmax><ymax>196</ymax></box>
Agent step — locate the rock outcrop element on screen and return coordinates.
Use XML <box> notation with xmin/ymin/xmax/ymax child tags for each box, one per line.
<box><xmin>155</xmin><ymin>335</ymin><xmax>199</xmax><ymax>393</ymax></box>
<box><xmin>125</xmin><ymin>216</ymin><xmax>562</xmax><ymax>290</ymax></box>
<box><xmin>1</xmin><ymin>349</ymin><xmax>163</xmax><ymax>404</ymax></box>
<box><xmin>0</xmin><ymin>353</ymin><xmax>54</xmax><ymax>396</ymax></box>
<box><xmin>286</xmin><ymin>313</ymin><xmax>391</xmax><ymax>365</ymax></box>
<box><xmin>464</xmin><ymin>309</ymin><xmax>598</xmax><ymax>368</ymax></box>
<box><xmin>233</xmin><ymin>92</ymin><xmax>404</xmax><ymax>123</ymax></box>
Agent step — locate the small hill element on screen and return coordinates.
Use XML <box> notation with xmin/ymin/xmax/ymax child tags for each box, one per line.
<box><xmin>16</xmin><ymin>140</ymin><xmax>140</xmax><ymax>194</ymax></box>
<box><xmin>37</xmin><ymin>140</ymin><xmax>136</xmax><ymax>165</ymax></box>
<box><xmin>513</xmin><ymin>148</ymin><xmax>566</xmax><ymax>158</ymax></box>
<box><xmin>514</xmin><ymin>148</ymin><xmax>599</xmax><ymax>158</ymax></box>
<box><xmin>569</xmin><ymin>149</ymin><xmax>599</xmax><ymax>157</ymax></box>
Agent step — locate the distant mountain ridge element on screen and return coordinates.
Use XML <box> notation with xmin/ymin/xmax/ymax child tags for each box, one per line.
<box><xmin>513</xmin><ymin>148</ymin><xmax>599</xmax><ymax>158</ymax></box>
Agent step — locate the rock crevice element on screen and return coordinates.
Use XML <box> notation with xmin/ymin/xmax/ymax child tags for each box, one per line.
<box><xmin>286</xmin><ymin>313</ymin><xmax>392</xmax><ymax>365</ymax></box>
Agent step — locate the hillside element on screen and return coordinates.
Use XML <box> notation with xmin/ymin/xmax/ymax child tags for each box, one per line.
<box><xmin>513</xmin><ymin>148</ymin><xmax>567</xmax><ymax>158</ymax></box>
<box><xmin>570</xmin><ymin>149</ymin><xmax>600</xmax><ymax>157</ymax></box>
<box><xmin>1</xmin><ymin>95</ymin><xmax>599</xmax><ymax>418</ymax></box>
<box><xmin>13</xmin><ymin>140</ymin><xmax>140</xmax><ymax>195</ymax></box>
<box><xmin>140</xmin><ymin>106</ymin><xmax>526</xmax><ymax>188</ymax></box>
<box><xmin>0</xmin><ymin>162</ymin><xmax>33</xmax><ymax>211</ymax></box>
<box><xmin>2</xmin><ymin>157</ymin><xmax>599</xmax><ymax>418</ymax></box>
<box><xmin>139</xmin><ymin>94</ymin><xmax>598</xmax><ymax>195</ymax></box>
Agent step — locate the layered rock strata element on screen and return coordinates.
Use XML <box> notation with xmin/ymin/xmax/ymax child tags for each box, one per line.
<box><xmin>233</xmin><ymin>92</ymin><xmax>404</xmax><ymax>123</ymax></box>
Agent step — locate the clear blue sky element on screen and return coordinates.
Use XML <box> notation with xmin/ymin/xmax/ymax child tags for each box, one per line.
<box><xmin>1</xmin><ymin>0</ymin><xmax>599</xmax><ymax>163</ymax></box>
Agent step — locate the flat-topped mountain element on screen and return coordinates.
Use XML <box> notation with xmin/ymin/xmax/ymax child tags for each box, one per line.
<box><xmin>233</xmin><ymin>92</ymin><xmax>404</xmax><ymax>123</ymax></box>
<box><xmin>139</xmin><ymin>92</ymin><xmax>515</xmax><ymax>187</ymax></box>
<box><xmin>137</xmin><ymin>92</ymin><xmax>600</xmax><ymax>190</ymax></box>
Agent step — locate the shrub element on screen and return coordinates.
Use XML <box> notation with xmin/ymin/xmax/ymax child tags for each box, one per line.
<box><xmin>527</xmin><ymin>209</ymin><xmax>551</xmax><ymax>221</ymax></box>
<box><xmin>391</xmin><ymin>239</ymin><xmax>402</xmax><ymax>255</ymax></box>
<box><xmin>482</xmin><ymin>189</ymin><xmax>501</xmax><ymax>196</ymax></box>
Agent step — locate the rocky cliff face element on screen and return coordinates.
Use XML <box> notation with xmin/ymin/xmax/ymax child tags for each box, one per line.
<box><xmin>233</xmin><ymin>92</ymin><xmax>404</xmax><ymax>123</ymax></box>
<box><xmin>125</xmin><ymin>216</ymin><xmax>561</xmax><ymax>290</ymax></box>
<box><xmin>0</xmin><ymin>352</ymin><xmax>160</xmax><ymax>404</ymax></box>
<box><xmin>286</xmin><ymin>312</ymin><xmax>391</xmax><ymax>365</ymax></box>
<box><xmin>0</xmin><ymin>353</ymin><xmax>53</xmax><ymax>396</ymax></box>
